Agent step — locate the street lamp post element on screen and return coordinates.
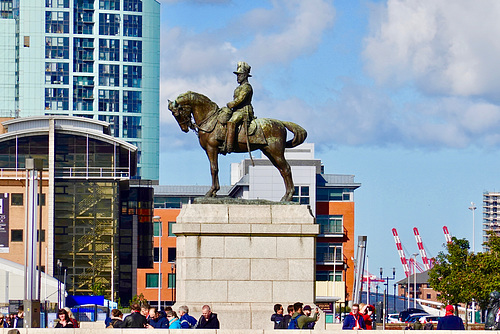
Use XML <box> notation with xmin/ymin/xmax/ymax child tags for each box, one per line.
<box><xmin>412</xmin><ymin>253</ymin><xmax>418</xmax><ymax>309</ymax></box>
<box><xmin>380</xmin><ymin>267</ymin><xmax>396</xmax><ymax>327</ymax></box>
<box><xmin>469</xmin><ymin>202</ymin><xmax>477</xmax><ymax>324</ymax></box>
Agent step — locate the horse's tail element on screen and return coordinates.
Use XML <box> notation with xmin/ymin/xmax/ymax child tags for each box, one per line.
<box><xmin>281</xmin><ymin>121</ymin><xmax>307</xmax><ymax>148</ymax></box>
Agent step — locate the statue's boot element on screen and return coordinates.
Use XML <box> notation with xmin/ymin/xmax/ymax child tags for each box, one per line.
<box><xmin>226</xmin><ymin>122</ymin><xmax>236</xmax><ymax>153</ymax></box>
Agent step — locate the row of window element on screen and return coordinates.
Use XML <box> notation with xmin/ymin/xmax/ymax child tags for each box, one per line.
<box><xmin>145</xmin><ymin>273</ymin><xmax>175</xmax><ymax>289</ymax></box>
<box><xmin>153</xmin><ymin>247</ymin><xmax>175</xmax><ymax>263</ymax></box>
<box><xmin>9</xmin><ymin>193</ymin><xmax>46</xmax><ymax>206</ymax></box>
<box><xmin>46</xmin><ymin>11</ymin><xmax>143</xmax><ymax>37</ymax></box>
<box><xmin>10</xmin><ymin>229</ymin><xmax>46</xmax><ymax>242</ymax></box>
<box><xmin>46</xmin><ymin>37</ymin><xmax>143</xmax><ymax>65</ymax></box>
<box><xmin>46</xmin><ymin>0</ymin><xmax>143</xmax><ymax>12</ymax></box>
<box><xmin>153</xmin><ymin>221</ymin><xmax>176</xmax><ymax>237</ymax></box>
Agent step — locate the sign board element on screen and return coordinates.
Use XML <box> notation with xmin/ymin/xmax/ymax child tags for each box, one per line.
<box><xmin>0</xmin><ymin>193</ymin><xmax>9</xmax><ymax>253</ymax></box>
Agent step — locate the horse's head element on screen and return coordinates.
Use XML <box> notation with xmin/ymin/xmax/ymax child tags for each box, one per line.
<box><xmin>168</xmin><ymin>93</ymin><xmax>193</xmax><ymax>133</ymax></box>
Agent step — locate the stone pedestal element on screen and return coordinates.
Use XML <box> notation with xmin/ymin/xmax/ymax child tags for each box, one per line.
<box><xmin>172</xmin><ymin>203</ymin><xmax>319</xmax><ymax>329</ymax></box>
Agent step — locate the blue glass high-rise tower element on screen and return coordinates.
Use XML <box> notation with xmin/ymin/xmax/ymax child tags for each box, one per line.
<box><xmin>0</xmin><ymin>0</ymin><xmax>160</xmax><ymax>180</ymax></box>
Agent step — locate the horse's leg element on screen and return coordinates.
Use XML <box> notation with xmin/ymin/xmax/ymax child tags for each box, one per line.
<box><xmin>204</xmin><ymin>145</ymin><xmax>220</xmax><ymax>197</ymax></box>
<box><xmin>261</xmin><ymin>146</ymin><xmax>295</xmax><ymax>202</ymax></box>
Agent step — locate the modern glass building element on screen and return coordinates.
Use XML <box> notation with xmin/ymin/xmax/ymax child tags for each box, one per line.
<box><xmin>0</xmin><ymin>0</ymin><xmax>160</xmax><ymax>180</ymax></box>
<box><xmin>0</xmin><ymin>116</ymin><xmax>153</xmax><ymax>302</ymax></box>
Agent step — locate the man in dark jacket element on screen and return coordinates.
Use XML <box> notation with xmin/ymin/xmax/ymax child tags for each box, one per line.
<box><xmin>197</xmin><ymin>305</ymin><xmax>220</xmax><ymax>329</ymax></box>
<box><xmin>120</xmin><ymin>303</ymin><xmax>147</xmax><ymax>328</ymax></box>
<box><xmin>147</xmin><ymin>307</ymin><xmax>169</xmax><ymax>329</ymax></box>
<box><xmin>437</xmin><ymin>305</ymin><xmax>464</xmax><ymax>330</ymax></box>
<box><xmin>271</xmin><ymin>304</ymin><xmax>284</xmax><ymax>329</ymax></box>
<box><xmin>179</xmin><ymin>305</ymin><xmax>197</xmax><ymax>328</ymax></box>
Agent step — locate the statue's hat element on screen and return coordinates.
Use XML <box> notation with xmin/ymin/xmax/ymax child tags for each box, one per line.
<box><xmin>233</xmin><ymin>61</ymin><xmax>252</xmax><ymax>77</ymax></box>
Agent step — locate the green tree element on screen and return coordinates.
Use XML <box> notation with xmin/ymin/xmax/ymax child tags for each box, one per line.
<box><xmin>428</xmin><ymin>237</ymin><xmax>475</xmax><ymax>306</ymax></box>
<box><xmin>429</xmin><ymin>232</ymin><xmax>500</xmax><ymax>322</ymax></box>
<box><xmin>129</xmin><ymin>293</ymin><xmax>149</xmax><ymax>307</ymax></box>
<box><xmin>91</xmin><ymin>282</ymin><xmax>106</xmax><ymax>296</ymax></box>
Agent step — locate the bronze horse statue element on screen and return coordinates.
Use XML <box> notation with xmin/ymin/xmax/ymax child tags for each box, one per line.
<box><xmin>168</xmin><ymin>91</ymin><xmax>307</xmax><ymax>201</ymax></box>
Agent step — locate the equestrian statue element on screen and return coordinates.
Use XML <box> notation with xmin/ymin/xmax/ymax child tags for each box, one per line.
<box><xmin>168</xmin><ymin>61</ymin><xmax>307</xmax><ymax>202</ymax></box>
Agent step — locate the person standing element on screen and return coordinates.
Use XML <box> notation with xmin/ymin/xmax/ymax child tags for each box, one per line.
<box><xmin>289</xmin><ymin>302</ymin><xmax>319</xmax><ymax>329</ymax></box>
<box><xmin>282</xmin><ymin>305</ymin><xmax>294</xmax><ymax>329</ymax></box>
<box><xmin>147</xmin><ymin>307</ymin><xmax>168</xmax><ymax>329</ymax></box>
<box><xmin>342</xmin><ymin>304</ymin><xmax>366</xmax><ymax>330</ymax></box>
<box><xmin>178</xmin><ymin>305</ymin><xmax>197</xmax><ymax>328</ymax></box>
<box><xmin>271</xmin><ymin>304</ymin><xmax>285</xmax><ymax>329</ymax></box>
<box><xmin>166</xmin><ymin>311</ymin><xmax>181</xmax><ymax>329</ymax></box>
<box><xmin>55</xmin><ymin>309</ymin><xmax>74</xmax><ymax>328</ymax></box>
<box><xmin>13</xmin><ymin>306</ymin><xmax>24</xmax><ymax>328</ymax></box>
<box><xmin>437</xmin><ymin>305</ymin><xmax>464</xmax><ymax>330</ymax></box>
<box><xmin>119</xmin><ymin>303</ymin><xmax>147</xmax><ymax>328</ymax></box>
<box><xmin>196</xmin><ymin>305</ymin><xmax>220</xmax><ymax>329</ymax></box>
<box><xmin>361</xmin><ymin>304</ymin><xmax>374</xmax><ymax>330</ymax></box>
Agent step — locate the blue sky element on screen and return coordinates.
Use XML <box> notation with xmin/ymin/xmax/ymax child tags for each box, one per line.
<box><xmin>158</xmin><ymin>0</ymin><xmax>500</xmax><ymax>281</ymax></box>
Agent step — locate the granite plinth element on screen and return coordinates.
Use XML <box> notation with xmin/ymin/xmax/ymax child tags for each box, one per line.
<box><xmin>172</xmin><ymin>203</ymin><xmax>321</xmax><ymax>329</ymax></box>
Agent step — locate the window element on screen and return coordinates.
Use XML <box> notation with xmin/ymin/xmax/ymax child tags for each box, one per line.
<box><xmin>153</xmin><ymin>220</ymin><xmax>162</xmax><ymax>237</ymax></box>
<box><xmin>168</xmin><ymin>248</ymin><xmax>176</xmax><ymax>263</ymax></box>
<box><xmin>37</xmin><ymin>230</ymin><xmax>46</xmax><ymax>242</ymax></box>
<box><xmin>168</xmin><ymin>222</ymin><xmax>175</xmax><ymax>236</ymax></box>
<box><xmin>317</xmin><ymin>188</ymin><xmax>352</xmax><ymax>201</ymax></box>
<box><xmin>99</xmin><ymin>39</ymin><xmax>119</xmax><ymax>61</ymax></box>
<box><xmin>99</xmin><ymin>0</ymin><xmax>120</xmax><ymax>10</ymax></box>
<box><xmin>426</xmin><ymin>294</ymin><xmax>431</xmax><ymax>299</ymax></box>
<box><xmin>123</xmin><ymin>15</ymin><xmax>142</xmax><ymax>37</ymax></box>
<box><xmin>292</xmin><ymin>186</ymin><xmax>310</xmax><ymax>204</ymax></box>
<box><xmin>38</xmin><ymin>194</ymin><xmax>46</xmax><ymax>206</ymax></box>
<box><xmin>45</xmin><ymin>11</ymin><xmax>69</xmax><ymax>33</ymax></box>
<box><xmin>45</xmin><ymin>37</ymin><xmax>69</xmax><ymax>59</ymax></box>
<box><xmin>99</xmin><ymin>13</ymin><xmax>120</xmax><ymax>36</ymax></box>
<box><xmin>98</xmin><ymin>115</ymin><xmax>119</xmax><ymax>137</ymax></box>
<box><xmin>98</xmin><ymin>90</ymin><xmax>119</xmax><ymax>112</ymax></box>
<box><xmin>316</xmin><ymin>243</ymin><xmax>343</xmax><ymax>263</ymax></box>
<box><xmin>99</xmin><ymin>64</ymin><xmax>119</xmax><ymax>87</ymax></box>
<box><xmin>317</xmin><ymin>215</ymin><xmax>343</xmax><ymax>234</ymax></box>
<box><xmin>123</xmin><ymin>40</ymin><xmax>142</xmax><ymax>62</ymax></box>
<box><xmin>124</xmin><ymin>0</ymin><xmax>142</xmax><ymax>12</ymax></box>
<box><xmin>24</xmin><ymin>36</ymin><xmax>30</xmax><ymax>47</ymax></box>
<box><xmin>11</xmin><ymin>230</ymin><xmax>23</xmax><ymax>242</ymax></box>
<box><xmin>123</xmin><ymin>66</ymin><xmax>141</xmax><ymax>87</ymax></box>
<box><xmin>316</xmin><ymin>271</ymin><xmax>342</xmax><ymax>282</ymax></box>
<box><xmin>168</xmin><ymin>273</ymin><xmax>176</xmax><ymax>289</ymax></box>
<box><xmin>45</xmin><ymin>62</ymin><xmax>69</xmax><ymax>84</ymax></box>
<box><xmin>153</xmin><ymin>247</ymin><xmax>162</xmax><ymax>262</ymax></box>
<box><xmin>123</xmin><ymin>116</ymin><xmax>141</xmax><ymax>138</ymax></box>
<box><xmin>11</xmin><ymin>193</ymin><xmax>23</xmax><ymax>206</ymax></box>
<box><xmin>123</xmin><ymin>91</ymin><xmax>141</xmax><ymax>113</ymax></box>
<box><xmin>146</xmin><ymin>273</ymin><xmax>161</xmax><ymax>288</ymax></box>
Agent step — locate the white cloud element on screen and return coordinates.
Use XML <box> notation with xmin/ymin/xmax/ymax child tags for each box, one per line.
<box><xmin>364</xmin><ymin>0</ymin><xmax>500</xmax><ymax>98</ymax></box>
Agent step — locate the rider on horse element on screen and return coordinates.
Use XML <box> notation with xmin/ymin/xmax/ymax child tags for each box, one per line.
<box><xmin>224</xmin><ymin>61</ymin><xmax>255</xmax><ymax>153</ymax></box>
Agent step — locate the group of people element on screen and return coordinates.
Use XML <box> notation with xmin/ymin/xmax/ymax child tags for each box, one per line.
<box><xmin>105</xmin><ymin>303</ymin><xmax>220</xmax><ymax>329</ymax></box>
<box><xmin>342</xmin><ymin>303</ymin><xmax>374</xmax><ymax>330</ymax></box>
<box><xmin>0</xmin><ymin>306</ymin><xmax>25</xmax><ymax>328</ymax></box>
<box><xmin>271</xmin><ymin>302</ymin><xmax>320</xmax><ymax>329</ymax></box>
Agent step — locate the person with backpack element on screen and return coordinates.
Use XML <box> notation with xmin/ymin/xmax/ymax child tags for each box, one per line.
<box><xmin>342</xmin><ymin>304</ymin><xmax>366</xmax><ymax>330</ymax></box>
<box><xmin>288</xmin><ymin>302</ymin><xmax>319</xmax><ymax>329</ymax></box>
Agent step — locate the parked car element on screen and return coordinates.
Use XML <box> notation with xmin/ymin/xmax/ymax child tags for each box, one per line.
<box><xmin>406</xmin><ymin>313</ymin><xmax>431</xmax><ymax>323</ymax></box>
<box><xmin>387</xmin><ymin>313</ymin><xmax>400</xmax><ymax>323</ymax></box>
<box><xmin>399</xmin><ymin>308</ymin><xmax>428</xmax><ymax>322</ymax></box>
<box><xmin>419</xmin><ymin>315</ymin><xmax>441</xmax><ymax>324</ymax></box>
